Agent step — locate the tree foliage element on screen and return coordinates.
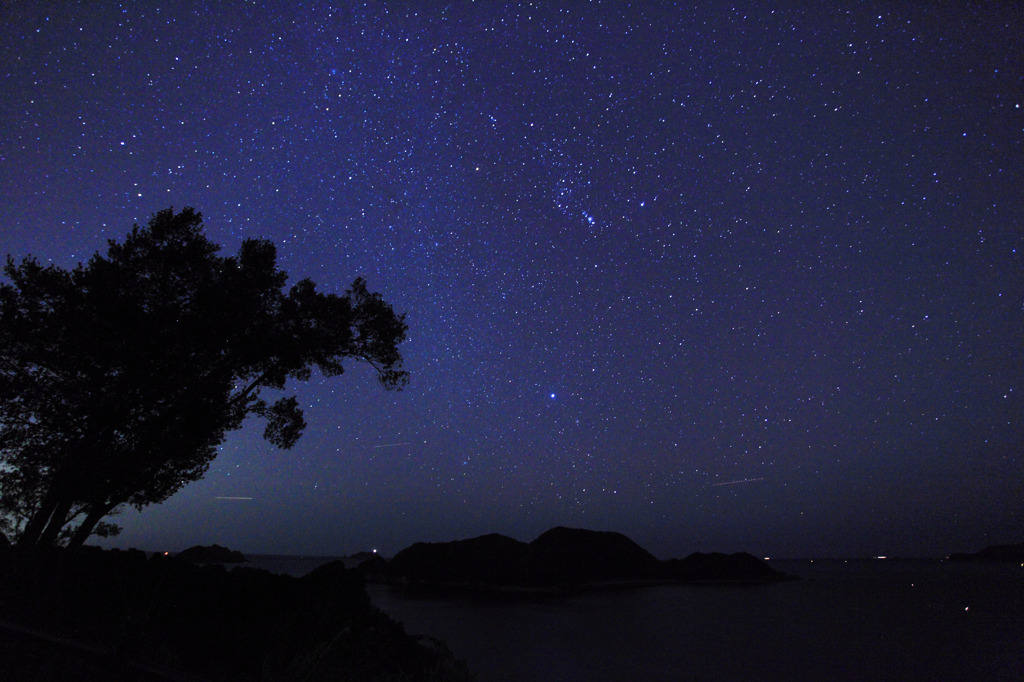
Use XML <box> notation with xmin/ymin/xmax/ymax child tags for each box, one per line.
<box><xmin>0</xmin><ymin>208</ymin><xmax>408</xmax><ymax>547</ymax></box>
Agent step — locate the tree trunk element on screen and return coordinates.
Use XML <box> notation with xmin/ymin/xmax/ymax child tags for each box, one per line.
<box><xmin>17</xmin><ymin>489</ymin><xmax>62</xmax><ymax>547</ymax></box>
<box><xmin>65</xmin><ymin>501</ymin><xmax>118</xmax><ymax>550</ymax></box>
<box><xmin>35</xmin><ymin>497</ymin><xmax>74</xmax><ymax>547</ymax></box>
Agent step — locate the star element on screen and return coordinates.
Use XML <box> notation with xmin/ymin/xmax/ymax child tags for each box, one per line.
<box><xmin>1</xmin><ymin>0</ymin><xmax>1019</xmax><ymax>559</ymax></box>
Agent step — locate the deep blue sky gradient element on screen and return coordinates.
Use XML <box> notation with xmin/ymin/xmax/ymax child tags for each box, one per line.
<box><xmin>2</xmin><ymin>2</ymin><xmax>1021</xmax><ymax>558</ymax></box>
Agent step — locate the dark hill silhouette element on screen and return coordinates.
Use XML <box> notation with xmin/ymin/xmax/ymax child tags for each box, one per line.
<box><xmin>948</xmin><ymin>541</ymin><xmax>1024</xmax><ymax>562</ymax></box>
<box><xmin>389</xmin><ymin>533</ymin><xmax>527</xmax><ymax>585</ymax></box>
<box><xmin>379</xmin><ymin>526</ymin><xmax>788</xmax><ymax>589</ymax></box>
<box><xmin>175</xmin><ymin>543</ymin><xmax>247</xmax><ymax>563</ymax></box>
<box><xmin>345</xmin><ymin>550</ymin><xmax>380</xmax><ymax>566</ymax></box>
<box><xmin>662</xmin><ymin>551</ymin><xmax>780</xmax><ymax>582</ymax></box>
<box><xmin>518</xmin><ymin>526</ymin><xmax>661</xmax><ymax>585</ymax></box>
<box><xmin>354</xmin><ymin>553</ymin><xmax>390</xmax><ymax>582</ymax></box>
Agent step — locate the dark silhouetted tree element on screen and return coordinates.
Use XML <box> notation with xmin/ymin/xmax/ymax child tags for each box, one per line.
<box><xmin>0</xmin><ymin>208</ymin><xmax>408</xmax><ymax>548</ymax></box>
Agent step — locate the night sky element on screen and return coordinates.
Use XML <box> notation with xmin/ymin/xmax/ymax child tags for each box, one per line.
<box><xmin>2</xmin><ymin>2</ymin><xmax>1021</xmax><ymax>559</ymax></box>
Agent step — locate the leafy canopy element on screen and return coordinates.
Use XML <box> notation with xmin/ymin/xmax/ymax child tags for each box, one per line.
<box><xmin>0</xmin><ymin>208</ymin><xmax>408</xmax><ymax>547</ymax></box>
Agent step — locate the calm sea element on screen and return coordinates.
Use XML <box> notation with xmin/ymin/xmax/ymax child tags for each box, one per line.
<box><xmin>365</xmin><ymin>559</ymin><xmax>1023</xmax><ymax>682</ymax></box>
<box><xmin>236</xmin><ymin>555</ymin><xmax>1023</xmax><ymax>681</ymax></box>
<box><xmin>237</xmin><ymin>553</ymin><xmax>351</xmax><ymax>576</ymax></box>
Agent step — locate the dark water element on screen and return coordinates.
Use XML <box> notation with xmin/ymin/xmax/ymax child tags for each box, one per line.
<box><xmin>366</xmin><ymin>560</ymin><xmax>1024</xmax><ymax>682</ymax></box>
<box><xmin>235</xmin><ymin>553</ymin><xmax>349</xmax><ymax>576</ymax></box>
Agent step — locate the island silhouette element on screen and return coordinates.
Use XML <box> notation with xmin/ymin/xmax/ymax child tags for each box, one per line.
<box><xmin>370</xmin><ymin>526</ymin><xmax>790</xmax><ymax>589</ymax></box>
<box><xmin>175</xmin><ymin>543</ymin><xmax>248</xmax><ymax>564</ymax></box>
<box><xmin>947</xmin><ymin>541</ymin><xmax>1024</xmax><ymax>562</ymax></box>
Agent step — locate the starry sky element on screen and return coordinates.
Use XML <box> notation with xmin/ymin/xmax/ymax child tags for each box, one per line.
<box><xmin>2</xmin><ymin>2</ymin><xmax>1021</xmax><ymax>559</ymax></box>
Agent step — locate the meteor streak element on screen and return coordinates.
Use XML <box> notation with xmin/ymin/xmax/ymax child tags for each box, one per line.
<box><xmin>373</xmin><ymin>441</ymin><xmax>413</xmax><ymax>448</ymax></box>
<box><xmin>214</xmin><ymin>496</ymin><xmax>254</xmax><ymax>500</ymax></box>
<box><xmin>711</xmin><ymin>477</ymin><xmax>765</xmax><ymax>487</ymax></box>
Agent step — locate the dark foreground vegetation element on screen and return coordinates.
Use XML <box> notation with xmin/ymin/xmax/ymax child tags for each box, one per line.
<box><xmin>0</xmin><ymin>545</ymin><xmax>473</xmax><ymax>682</ymax></box>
